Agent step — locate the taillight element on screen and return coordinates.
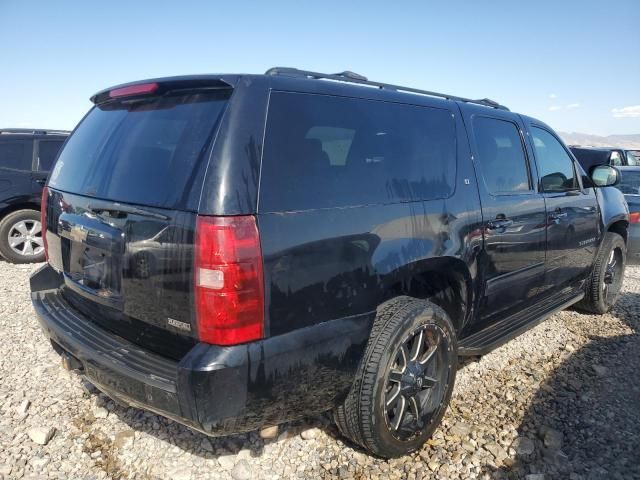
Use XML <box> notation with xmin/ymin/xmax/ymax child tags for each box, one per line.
<box><xmin>40</xmin><ymin>187</ymin><xmax>49</xmax><ymax>262</ymax></box>
<box><xmin>108</xmin><ymin>82</ymin><xmax>159</xmax><ymax>99</ymax></box>
<box><xmin>630</xmin><ymin>212</ymin><xmax>640</xmax><ymax>224</ymax></box>
<box><xmin>194</xmin><ymin>215</ymin><xmax>265</xmax><ymax>345</ymax></box>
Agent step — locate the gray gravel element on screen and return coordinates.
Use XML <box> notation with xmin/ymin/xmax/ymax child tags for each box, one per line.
<box><xmin>1</xmin><ymin>260</ymin><xmax>638</xmax><ymax>479</ymax></box>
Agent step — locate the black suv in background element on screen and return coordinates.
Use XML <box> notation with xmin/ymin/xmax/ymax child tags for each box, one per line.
<box><xmin>570</xmin><ymin>146</ymin><xmax>638</xmax><ymax>171</ymax></box>
<box><xmin>30</xmin><ymin>69</ymin><xmax>628</xmax><ymax>458</ymax></box>
<box><xmin>603</xmin><ymin>166</ymin><xmax>640</xmax><ymax>264</ymax></box>
<box><xmin>0</xmin><ymin>129</ymin><xmax>68</xmax><ymax>263</ymax></box>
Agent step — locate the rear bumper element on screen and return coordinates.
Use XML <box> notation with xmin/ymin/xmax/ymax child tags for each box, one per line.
<box><xmin>30</xmin><ymin>265</ymin><xmax>372</xmax><ymax>435</ymax></box>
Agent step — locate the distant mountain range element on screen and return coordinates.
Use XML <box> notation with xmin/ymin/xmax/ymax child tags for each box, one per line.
<box><xmin>558</xmin><ymin>132</ymin><xmax>640</xmax><ymax>149</ymax></box>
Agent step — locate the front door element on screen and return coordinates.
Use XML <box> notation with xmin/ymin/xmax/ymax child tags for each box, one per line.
<box><xmin>525</xmin><ymin>125</ymin><xmax>600</xmax><ymax>291</ymax></box>
<box><xmin>463</xmin><ymin>107</ymin><xmax>546</xmax><ymax>321</ymax></box>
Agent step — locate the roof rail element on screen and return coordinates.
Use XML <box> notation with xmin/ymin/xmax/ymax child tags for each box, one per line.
<box><xmin>0</xmin><ymin>128</ymin><xmax>70</xmax><ymax>135</ymax></box>
<box><xmin>265</xmin><ymin>67</ymin><xmax>509</xmax><ymax>111</ymax></box>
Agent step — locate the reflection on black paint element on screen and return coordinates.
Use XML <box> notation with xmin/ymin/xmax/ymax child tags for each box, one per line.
<box><xmin>46</xmin><ymin>189</ymin><xmax>197</xmax><ymax>360</ymax></box>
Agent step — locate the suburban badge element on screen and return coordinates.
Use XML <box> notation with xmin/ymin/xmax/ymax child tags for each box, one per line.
<box><xmin>167</xmin><ymin>317</ymin><xmax>191</xmax><ymax>332</ymax></box>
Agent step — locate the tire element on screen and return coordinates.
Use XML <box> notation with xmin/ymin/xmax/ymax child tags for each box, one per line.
<box><xmin>577</xmin><ymin>232</ymin><xmax>626</xmax><ymax>314</ymax></box>
<box><xmin>334</xmin><ymin>296</ymin><xmax>457</xmax><ymax>458</ymax></box>
<box><xmin>0</xmin><ymin>209</ymin><xmax>45</xmax><ymax>264</ymax></box>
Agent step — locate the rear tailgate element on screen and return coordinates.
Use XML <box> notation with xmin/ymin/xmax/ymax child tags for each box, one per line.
<box><xmin>43</xmin><ymin>85</ymin><xmax>231</xmax><ymax>359</ymax></box>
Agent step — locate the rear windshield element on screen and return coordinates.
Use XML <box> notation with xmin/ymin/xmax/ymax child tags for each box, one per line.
<box><xmin>617</xmin><ymin>170</ymin><xmax>640</xmax><ymax>195</ymax></box>
<box><xmin>260</xmin><ymin>92</ymin><xmax>456</xmax><ymax>212</ymax></box>
<box><xmin>49</xmin><ymin>91</ymin><xmax>229</xmax><ymax>210</ymax></box>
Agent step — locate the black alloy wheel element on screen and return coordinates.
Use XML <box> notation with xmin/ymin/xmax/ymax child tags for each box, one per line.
<box><xmin>334</xmin><ymin>297</ymin><xmax>457</xmax><ymax>458</ymax></box>
<box><xmin>384</xmin><ymin>323</ymin><xmax>450</xmax><ymax>441</ymax></box>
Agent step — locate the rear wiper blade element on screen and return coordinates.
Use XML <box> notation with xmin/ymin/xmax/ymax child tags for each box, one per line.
<box><xmin>87</xmin><ymin>203</ymin><xmax>169</xmax><ymax>220</ymax></box>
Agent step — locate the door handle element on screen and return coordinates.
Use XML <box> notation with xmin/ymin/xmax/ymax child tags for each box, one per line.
<box><xmin>487</xmin><ymin>218</ymin><xmax>513</xmax><ymax>230</ymax></box>
<box><xmin>549</xmin><ymin>208</ymin><xmax>567</xmax><ymax>221</ymax></box>
<box><xmin>35</xmin><ymin>178</ymin><xmax>46</xmax><ymax>186</ymax></box>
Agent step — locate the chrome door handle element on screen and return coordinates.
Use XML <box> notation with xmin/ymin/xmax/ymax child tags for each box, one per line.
<box><xmin>487</xmin><ymin>219</ymin><xmax>513</xmax><ymax>230</ymax></box>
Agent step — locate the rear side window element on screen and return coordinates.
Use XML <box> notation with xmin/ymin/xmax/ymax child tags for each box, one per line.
<box><xmin>37</xmin><ymin>140</ymin><xmax>65</xmax><ymax>172</ymax></box>
<box><xmin>260</xmin><ymin>92</ymin><xmax>456</xmax><ymax>212</ymax></box>
<box><xmin>0</xmin><ymin>141</ymin><xmax>30</xmax><ymax>171</ymax></box>
<box><xmin>49</xmin><ymin>91</ymin><xmax>230</xmax><ymax>210</ymax></box>
<box><xmin>531</xmin><ymin>127</ymin><xmax>578</xmax><ymax>192</ymax></box>
<box><xmin>472</xmin><ymin>117</ymin><xmax>531</xmax><ymax>195</ymax></box>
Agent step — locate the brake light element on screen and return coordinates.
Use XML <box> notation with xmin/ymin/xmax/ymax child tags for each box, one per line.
<box><xmin>109</xmin><ymin>82</ymin><xmax>159</xmax><ymax>99</ymax></box>
<box><xmin>194</xmin><ymin>216</ymin><xmax>264</xmax><ymax>345</ymax></box>
<box><xmin>40</xmin><ymin>187</ymin><xmax>49</xmax><ymax>262</ymax></box>
<box><xmin>630</xmin><ymin>212</ymin><xmax>640</xmax><ymax>224</ymax></box>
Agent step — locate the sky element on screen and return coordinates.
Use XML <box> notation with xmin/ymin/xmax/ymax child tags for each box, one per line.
<box><xmin>0</xmin><ymin>0</ymin><xmax>638</xmax><ymax>136</ymax></box>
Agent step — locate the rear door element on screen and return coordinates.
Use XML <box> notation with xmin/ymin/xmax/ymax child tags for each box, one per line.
<box><xmin>462</xmin><ymin>107</ymin><xmax>546</xmax><ymax>320</ymax></box>
<box><xmin>0</xmin><ymin>138</ymin><xmax>33</xmax><ymax>203</ymax></box>
<box><xmin>44</xmin><ymin>87</ymin><xmax>231</xmax><ymax>358</ymax></box>
<box><xmin>524</xmin><ymin>124</ymin><xmax>600</xmax><ymax>291</ymax></box>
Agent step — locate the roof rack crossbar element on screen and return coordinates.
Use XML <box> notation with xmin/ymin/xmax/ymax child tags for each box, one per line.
<box><xmin>265</xmin><ymin>67</ymin><xmax>509</xmax><ymax>111</ymax></box>
<box><xmin>0</xmin><ymin>128</ymin><xmax>70</xmax><ymax>135</ymax></box>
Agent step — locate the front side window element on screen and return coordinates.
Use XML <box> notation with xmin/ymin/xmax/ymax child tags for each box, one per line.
<box><xmin>37</xmin><ymin>140</ymin><xmax>65</xmax><ymax>172</ymax></box>
<box><xmin>531</xmin><ymin>127</ymin><xmax>579</xmax><ymax>192</ymax></box>
<box><xmin>260</xmin><ymin>92</ymin><xmax>457</xmax><ymax>212</ymax></box>
<box><xmin>610</xmin><ymin>151</ymin><xmax>623</xmax><ymax>166</ymax></box>
<box><xmin>472</xmin><ymin>117</ymin><xmax>531</xmax><ymax>195</ymax></box>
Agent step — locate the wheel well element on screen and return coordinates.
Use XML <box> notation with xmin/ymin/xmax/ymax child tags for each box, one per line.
<box><xmin>608</xmin><ymin>220</ymin><xmax>628</xmax><ymax>243</ymax></box>
<box><xmin>0</xmin><ymin>203</ymin><xmax>40</xmax><ymax>221</ymax></box>
<box><xmin>390</xmin><ymin>264</ymin><xmax>470</xmax><ymax>334</ymax></box>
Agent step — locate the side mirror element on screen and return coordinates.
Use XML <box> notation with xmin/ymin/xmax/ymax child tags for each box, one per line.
<box><xmin>590</xmin><ymin>165</ymin><xmax>620</xmax><ymax>187</ymax></box>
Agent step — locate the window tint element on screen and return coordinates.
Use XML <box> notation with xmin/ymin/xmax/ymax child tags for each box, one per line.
<box><xmin>472</xmin><ymin>117</ymin><xmax>530</xmax><ymax>194</ymax></box>
<box><xmin>38</xmin><ymin>140</ymin><xmax>64</xmax><ymax>171</ymax></box>
<box><xmin>627</xmin><ymin>151</ymin><xmax>638</xmax><ymax>166</ymax></box>
<box><xmin>305</xmin><ymin>126</ymin><xmax>355</xmax><ymax>166</ymax></box>
<box><xmin>531</xmin><ymin>127</ymin><xmax>578</xmax><ymax>192</ymax></box>
<box><xmin>49</xmin><ymin>91</ymin><xmax>229</xmax><ymax>210</ymax></box>
<box><xmin>260</xmin><ymin>92</ymin><xmax>457</xmax><ymax>211</ymax></box>
<box><xmin>0</xmin><ymin>141</ymin><xmax>29</xmax><ymax>171</ymax></box>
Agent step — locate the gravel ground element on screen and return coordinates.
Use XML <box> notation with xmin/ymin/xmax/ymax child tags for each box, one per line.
<box><xmin>0</xmin><ymin>260</ymin><xmax>638</xmax><ymax>480</ymax></box>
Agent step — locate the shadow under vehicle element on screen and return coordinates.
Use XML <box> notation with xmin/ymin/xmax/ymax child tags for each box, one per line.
<box><xmin>483</xmin><ymin>289</ymin><xmax>640</xmax><ymax>479</ymax></box>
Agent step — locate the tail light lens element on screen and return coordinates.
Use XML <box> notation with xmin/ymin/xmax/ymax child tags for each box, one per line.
<box><xmin>630</xmin><ymin>212</ymin><xmax>640</xmax><ymax>224</ymax></box>
<box><xmin>40</xmin><ymin>187</ymin><xmax>49</xmax><ymax>262</ymax></box>
<box><xmin>109</xmin><ymin>82</ymin><xmax>159</xmax><ymax>99</ymax></box>
<box><xmin>194</xmin><ymin>215</ymin><xmax>264</xmax><ymax>345</ymax></box>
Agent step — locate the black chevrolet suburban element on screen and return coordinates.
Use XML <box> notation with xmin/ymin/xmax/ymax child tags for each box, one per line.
<box><xmin>30</xmin><ymin>68</ymin><xmax>628</xmax><ymax>458</ymax></box>
<box><xmin>0</xmin><ymin>129</ymin><xmax>68</xmax><ymax>263</ymax></box>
